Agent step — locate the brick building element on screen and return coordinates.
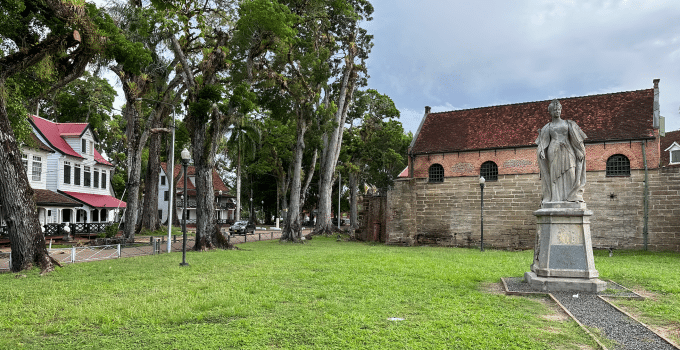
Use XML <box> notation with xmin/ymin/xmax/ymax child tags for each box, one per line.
<box><xmin>387</xmin><ymin>79</ymin><xmax>680</xmax><ymax>251</ymax></box>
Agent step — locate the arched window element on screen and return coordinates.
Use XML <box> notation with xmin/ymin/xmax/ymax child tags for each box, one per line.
<box><xmin>480</xmin><ymin>161</ymin><xmax>498</xmax><ymax>181</ymax></box>
<box><xmin>606</xmin><ymin>154</ymin><xmax>630</xmax><ymax>176</ymax></box>
<box><xmin>428</xmin><ymin>164</ymin><xmax>444</xmax><ymax>183</ymax></box>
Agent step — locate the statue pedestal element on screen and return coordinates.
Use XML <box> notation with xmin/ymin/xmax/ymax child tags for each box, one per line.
<box><xmin>525</xmin><ymin>202</ymin><xmax>606</xmax><ymax>293</ymax></box>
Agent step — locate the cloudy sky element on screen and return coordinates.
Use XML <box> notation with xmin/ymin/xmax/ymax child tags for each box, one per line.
<box><xmin>363</xmin><ymin>0</ymin><xmax>680</xmax><ymax>134</ymax></box>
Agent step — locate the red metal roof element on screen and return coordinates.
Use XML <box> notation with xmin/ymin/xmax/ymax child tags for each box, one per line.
<box><xmin>60</xmin><ymin>191</ymin><xmax>127</xmax><ymax>208</ymax></box>
<box><xmin>411</xmin><ymin>88</ymin><xmax>655</xmax><ymax>154</ymax></box>
<box><xmin>160</xmin><ymin>162</ymin><xmax>232</xmax><ymax>195</ymax></box>
<box><xmin>30</xmin><ymin>116</ymin><xmax>112</xmax><ymax>166</ymax></box>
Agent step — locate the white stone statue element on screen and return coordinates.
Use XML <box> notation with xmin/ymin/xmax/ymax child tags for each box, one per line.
<box><xmin>536</xmin><ymin>99</ymin><xmax>587</xmax><ymax>203</ymax></box>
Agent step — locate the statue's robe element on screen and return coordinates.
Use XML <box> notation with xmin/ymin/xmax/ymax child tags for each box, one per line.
<box><xmin>536</xmin><ymin>120</ymin><xmax>587</xmax><ymax>203</ymax></box>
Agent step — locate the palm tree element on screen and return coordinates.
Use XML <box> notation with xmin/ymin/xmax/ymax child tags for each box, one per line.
<box><xmin>226</xmin><ymin>114</ymin><xmax>261</xmax><ymax>221</ymax></box>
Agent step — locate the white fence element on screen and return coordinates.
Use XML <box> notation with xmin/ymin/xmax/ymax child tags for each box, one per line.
<box><xmin>0</xmin><ymin>229</ymin><xmax>287</xmax><ymax>272</ymax></box>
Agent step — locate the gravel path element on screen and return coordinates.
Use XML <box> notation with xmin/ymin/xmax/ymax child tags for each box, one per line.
<box><xmin>504</xmin><ymin>277</ymin><xmax>677</xmax><ymax>350</ymax></box>
<box><xmin>552</xmin><ymin>292</ymin><xmax>675</xmax><ymax>350</ymax></box>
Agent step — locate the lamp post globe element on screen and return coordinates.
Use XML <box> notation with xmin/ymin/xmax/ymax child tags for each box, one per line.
<box><xmin>180</xmin><ymin>148</ymin><xmax>190</xmax><ymax>266</ymax></box>
<box><xmin>479</xmin><ymin>176</ymin><xmax>485</xmax><ymax>252</ymax></box>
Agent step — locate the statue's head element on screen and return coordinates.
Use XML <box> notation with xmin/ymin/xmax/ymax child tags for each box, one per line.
<box><xmin>548</xmin><ymin>99</ymin><xmax>562</xmax><ymax>118</ymax></box>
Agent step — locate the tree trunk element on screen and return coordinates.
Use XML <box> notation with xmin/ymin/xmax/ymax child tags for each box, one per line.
<box><xmin>0</xmin><ymin>105</ymin><xmax>55</xmax><ymax>273</ymax></box>
<box><xmin>140</xmin><ymin>125</ymin><xmax>161</xmax><ymax>231</ymax></box>
<box><xmin>349</xmin><ymin>171</ymin><xmax>359</xmax><ymax>229</ymax></box>
<box><xmin>281</xmin><ymin>119</ymin><xmax>307</xmax><ymax>242</ymax></box>
<box><xmin>236</xmin><ymin>147</ymin><xmax>241</xmax><ymax>221</ymax></box>
<box><xmin>314</xmin><ymin>64</ymin><xmax>357</xmax><ymax>235</ymax></box>
<box><xmin>299</xmin><ymin>148</ymin><xmax>318</xmax><ymax>211</ymax></box>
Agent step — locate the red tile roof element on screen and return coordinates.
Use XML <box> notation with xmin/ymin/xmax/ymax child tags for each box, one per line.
<box><xmin>160</xmin><ymin>162</ymin><xmax>232</xmax><ymax>196</ymax></box>
<box><xmin>660</xmin><ymin>130</ymin><xmax>680</xmax><ymax>166</ymax></box>
<box><xmin>34</xmin><ymin>189</ymin><xmax>81</xmax><ymax>206</ymax></box>
<box><xmin>29</xmin><ymin>116</ymin><xmax>113</xmax><ymax>166</ymax></box>
<box><xmin>60</xmin><ymin>191</ymin><xmax>127</xmax><ymax>208</ymax></box>
<box><xmin>411</xmin><ymin>88</ymin><xmax>655</xmax><ymax>154</ymax></box>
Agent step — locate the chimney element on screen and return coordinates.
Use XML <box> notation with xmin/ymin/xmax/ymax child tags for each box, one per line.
<box><xmin>653</xmin><ymin>79</ymin><xmax>660</xmax><ymax>129</ymax></box>
<box><xmin>425</xmin><ymin>106</ymin><xmax>431</xmax><ymax>114</ymax></box>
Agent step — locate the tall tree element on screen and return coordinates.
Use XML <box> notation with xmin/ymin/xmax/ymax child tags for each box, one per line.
<box><xmin>313</xmin><ymin>0</ymin><xmax>373</xmax><ymax>235</ymax></box>
<box><xmin>0</xmin><ymin>0</ymin><xmax>146</xmax><ymax>272</ymax></box>
<box><xmin>342</xmin><ymin>89</ymin><xmax>409</xmax><ymax>228</ymax></box>
<box><xmin>166</xmin><ymin>0</ymin><xmax>262</xmax><ymax>249</ymax></box>
<box><xmin>105</xmin><ymin>0</ymin><xmax>180</xmax><ymax>239</ymax></box>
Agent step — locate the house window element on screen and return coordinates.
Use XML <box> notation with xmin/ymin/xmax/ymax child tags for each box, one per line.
<box><xmin>606</xmin><ymin>154</ymin><xmax>630</xmax><ymax>177</ymax></box>
<box><xmin>84</xmin><ymin>166</ymin><xmax>91</xmax><ymax>187</ymax></box>
<box><xmin>672</xmin><ymin>150</ymin><xmax>680</xmax><ymax>164</ymax></box>
<box><xmin>161</xmin><ymin>175</ymin><xmax>166</xmax><ymax>186</ymax></box>
<box><xmin>101</xmin><ymin>171</ymin><xmax>107</xmax><ymax>189</ymax></box>
<box><xmin>100</xmin><ymin>209</ymin><xmax>107</xmax><ymax>222</ymax></box>
<box><xmin>82</xmin><ymin>139</ymin><xmax>87</xmax><ymax>154</ymax></box>
<box><xmin>64</xmin><ymin>161</ymin><xmax>71</xmax><ymax>184</ymax></box>
<box><xmin>74</xmin><ymin>164</ymin><xmax>81</xmax><ymax>185</ymax></box>
<box><xmin>158</xmin><ymin>210</ymin><xmax>163</xmax><ymax>220</ymax></box>
<box><xmin>93</xmin><ymin>169</ymin><xmax>99</xmax><ymax>188</ymax></box>
<box><xmin>89</xmin><ymin>141</ymin><xmax>94</xmax><ymax>155</ymax></box>
<box><xmin>21</xmin><ymin>153</ymin><xmax>28</xmax><ymax>175</ymax></box>
<box><xmin>31</xmin><ymin>156</ymin><xmax>42</xmax><ymax>181</ymax></box>
<box><xmin>428</xmin><ymin>164</ymin><xmax>445</xmax><ymax>183</ymax></box>
<box><xmin>164</xmin><ymin>191</ymin><xmax>169</xmax><ymax>201</ymax></box>
<box><xmin>480</xmin><ymin>161</ymin><xmax>498</xmax><ymax>181</ymax></box>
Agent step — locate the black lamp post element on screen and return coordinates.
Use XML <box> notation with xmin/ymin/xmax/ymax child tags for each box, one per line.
<box><xmin>479</xmin><ymin>176</ymin><xmax>485</xmax><ymax>252</ymax></box>
<box><xmin>180</xmin><ymin>148</ymin><xmax>191</xmax><ymax>266</ymax></box>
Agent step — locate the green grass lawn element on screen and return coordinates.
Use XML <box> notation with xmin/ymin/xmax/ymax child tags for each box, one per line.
<box><xmin>2</xmin><ymin>238</ymin><xmax>677</xmax><ymax>350</ymax></box>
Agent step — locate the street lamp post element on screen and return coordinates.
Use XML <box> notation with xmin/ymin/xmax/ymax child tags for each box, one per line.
<box><xmin>250</xmin><ymin>197</ymin><xmax>253</xmax><ymax>223</ymax></box>
<box><xmin>180</xmin><ymin>148</ymin><xmax>191</xmax><ymax>266</ymax></box>
<box><xmin>479</xmin><ymin>176</ymin><xmax>485</xmax><ymax>252</ymax></box>
<box><xmin>261</xmin><ymin>200</ymin><xmax>264</xmax><ymax>223</ymax></box>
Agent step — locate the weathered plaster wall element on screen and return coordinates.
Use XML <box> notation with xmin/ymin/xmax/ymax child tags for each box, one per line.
<box><xmin>387</xmin><ymin>166</ymin><xmax>680</xmax><ymax>251</ymax></box>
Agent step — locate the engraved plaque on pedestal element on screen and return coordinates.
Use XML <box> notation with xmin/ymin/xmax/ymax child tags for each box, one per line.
<box><xmin>525</xmin><ymin>202</ymin><xmax>606</xmax><ymax>292</ymax></box>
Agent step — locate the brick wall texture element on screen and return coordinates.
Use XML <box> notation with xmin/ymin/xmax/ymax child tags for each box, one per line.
<box><xmin>387</xmin><ymin>166</ymin><xmax>680</xmax><ymax>251</ymax></box>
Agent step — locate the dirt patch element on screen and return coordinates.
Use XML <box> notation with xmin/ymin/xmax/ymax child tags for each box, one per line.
<box><xmin>481</xmin><ymin>282</ymin><xmax>505</xmax><ymax>295</ymax></box>
<box><xmin>536</xmin><ymin>296</ymin><xmax>570</xmax><ymax>322</ymax></box>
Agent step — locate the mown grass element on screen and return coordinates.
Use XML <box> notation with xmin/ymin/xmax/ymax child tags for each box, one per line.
<box><xmin>6</xmin><ymin>239</ymin><xmax>674</xmax><ymax>350</ymax></box>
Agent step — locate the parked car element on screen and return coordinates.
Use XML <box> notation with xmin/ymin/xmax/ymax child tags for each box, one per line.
<box><xmin>229</xmin><ymin>220</ymin><xmax>255</xmax><ymax>234</ymax></box>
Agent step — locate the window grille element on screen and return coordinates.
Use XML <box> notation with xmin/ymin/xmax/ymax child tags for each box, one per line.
<box><xmin>84</xmin><ymin>166</ymin><xmax>91</xmax><ymax>187</ymax></box>
<box><xmin>64</xmin><ymin>161</ymin><xmax>71</xmax><ymax>184</ymax></box>
<box><xmin>428</xmin><ymin>164</ymin><xmax>444</xmax><ymax>183</ymax></box>
<box><xmin>480</xmin><ymin>161</ymin><xmax>498</xmax><ymax>181</ymax></box>
<box><xmin>32</xmin><ymin>156</ymin><xmax>42</xmax><ymax>181</ymax></box>
<box><xmin>74</xmin><ymin>165</ymin><xmax>81</xmax><ymax>185</ymax></box>
<box><xmin>22</xmin><ymin>153</ymin><xmax>28</xmax><ymax>175</ymax></box>
<box><xmin>672</xmin><ymin>150</ymin><xmax>680</xmax><ymax>164</ymax></box>
<box><xmin>606</xmin><ymin>154</ymin><xmax>630</xmax><ymax>176</ymax></box>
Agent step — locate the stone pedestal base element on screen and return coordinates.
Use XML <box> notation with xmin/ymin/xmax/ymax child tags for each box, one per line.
<box><xmin>525</xmin><ymin>271</ymin><xmax>606</xmax><ymax>292</ymax></box>
<box><xmin>527</xmin><ymin>202</ymin><xmax>606</xmax><ymax>293</ymax></box>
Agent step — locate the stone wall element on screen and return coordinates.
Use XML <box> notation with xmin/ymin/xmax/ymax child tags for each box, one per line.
<box><xmin>387</xmin><ymin>167</ymin><xmax>680</xmax><ymax>251</ymax></box>
<box><xmin>356</xmin><ymin>195</ymin><xmax>388</xmax><ymax>242</ymax></box>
